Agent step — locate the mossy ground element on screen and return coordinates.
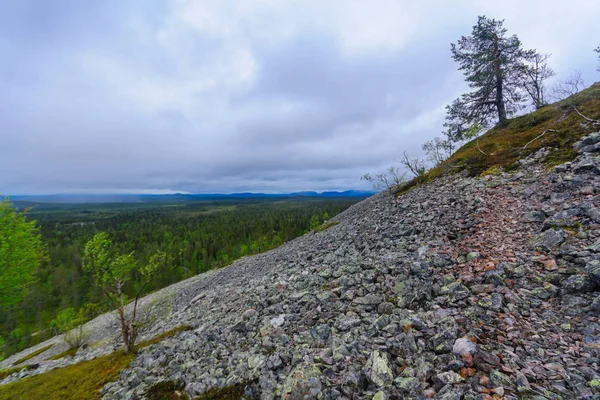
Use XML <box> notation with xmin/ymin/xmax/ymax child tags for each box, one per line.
<box><xmin>399</xmin><ymin>83</ymin><xmax>600</xmax><ymax>194</ymax></box>
<box><xmin>193</xmin><ymin>381</ymin><xmax>253</xmax><ymax>400</ymax></box>
<box><xmin>0</xmin><ymin>325</ymin><xmax>193</xmax><ymax>400</ymax></box>
<box><xmin>47</xmin><ymin>346</ymin><xmax>78</xmax><ymax>361</ymax></box>
<box><xmin>0</xmin><ymin>351</ymin><xmax>135</xmax><ymax>400</ymax></box>
<box><xmin>0</xmin><ymin>365</ymin><xmax>28</xmax><ymax>380</ymax></box>
<box><xmin>12</xmin><ymin>344</ymin><xmax>53</xmax><ymax>366</ymax></box>
<box><xmin>146</xmin><ymin>380</ymin><xmax>190</xmax><ymax>400</ymax></box>
<box><xmin>145</xmin><ymin>379</ymin><xmax>255</xmax><ymax>400</ymax></box>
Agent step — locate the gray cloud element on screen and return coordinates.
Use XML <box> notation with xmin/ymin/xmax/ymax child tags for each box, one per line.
<box><xmin>1</xmin><ymin>1</ymin><xmax>599</xmax><ymax>194</ymax></box>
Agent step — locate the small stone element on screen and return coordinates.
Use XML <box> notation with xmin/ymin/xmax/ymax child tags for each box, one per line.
<box><xmin>410</xmin><ymin>261</ymin><xmax>433</xmax><ymax>277</ymax></box>
<box><xmin>492</xmin><ymin>386</ymin><xmax>505</xmax><ymax>396</ymax></box>
<box><xmin>310</xmin><ymin>324</ymin><xmax>331</xmax><ymax>344</ymax></box>
<box><xmin>365</xmin><ymin>351</ymin><xmax>394</xmax><ymax>387</ymax></box>
<box><xmin>478</xmin><ymin>293</ymin><xmax>503</xmax><ymax>311</ymax></box>
<box><xmin>516</xmin><ymin>372</ymin><xmax>531</xmax><ymax>393</ymax></box>
<box><xmin>270</xmin><ymin>314</ymin><xmax>286</xmax><ymax>327</ymax></box>
<box><xmin>372</xmin><ymin>391</ymin><xmax>386</xmax><ymax>400</ymax></box>
<box><xmin>490</xmin><ymin>370</ymin><xmax>513</xmax><ymax>387</ymax></box>
<box><xmin>282</xmin><ymin>365</ymin><xmax>323</xmax><ymax>398</ymax></box>
<box><xmin>479</xmin><ymin>375</ymin><xmax>491</xmax><ymax>387</ymax></box>
<box><xmin>354</xmin><ymin>294</ymin><xmax>382</xmax><ymax>306</ymax></box>
<box><xmin>561</xmin><ymin>274</ymin><xmax>595</xmax><ymax>294</ymax></box>
<box><xmin>439</xmin><ymin>281</ymin><xmax>471</xmax><ymax>301</ymax></box>
<box><xmin>474</xmin><ymin>352</ymin><xmax>501</xmax><ymax>369</ymax></box>
<box><xmin>436</xmin><ymin>371</ymin><xmax>464</xmax><ymax>385</ymax></box>
<box><xmin>452</xmin><ymin>338</ymin><xmax>478</xmax><ymax>356</ymax></box>
<box><xmin>532</xmin><ymin>229</ymin><xmax>566</xmax><ymax>250</ymax></box>
<box><xmin>243</xmin><ymin>308</ymin><xmax>257</xmax><ymax>319</ymax></box>
<box><xmin>377</xmin><ymin>301</ymin><xmax>395</xmax><ymax>315</ymax></box>
<box><xmin>394</xmin><ymin>377</ymin><xmax>420</xmax><ymax>392</ymax></box>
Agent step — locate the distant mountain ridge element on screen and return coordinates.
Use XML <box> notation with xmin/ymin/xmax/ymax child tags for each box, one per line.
<box><xmin>9</xmin><ymin>190</ymin><xmax>375</xmax><ymax>204</ymax></box>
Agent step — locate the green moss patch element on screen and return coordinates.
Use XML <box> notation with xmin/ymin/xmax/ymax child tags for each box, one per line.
<box><xmin>0</xmin><ymin>351</ymin><xmax>135</xmax><ymax>400</ymax></box>
<box><xmin>47</xmin><ymin>346</ymin><xmax>78</xmax><ymax>361</ymax></box>
<box><xmin>194</xmin><ymin>381</ymin><xmax>255</xmax><ymax>400</ymax></box>
<box><xmin>0</xmin><ymin>365</ymin><xmax>30</xmax><ymax>380</ymax></box>
<box><xmin>147</xmin><ymin>380</ymin><xmax>189</xmax><ymax>400</ymax></box>
<box><xmin>137</xmin><ymin>325</ymin><xmax>194</xmax><ymax>349</ymax></box>
<box><xmin>0</xmin><ymin>325</ymin><xmax>194</xmax><ymax>400</ymax></box>
<box><xmin>13</xmin><ymin>344</ymin><xmax>53</xmax><ymax>366</ymax></box>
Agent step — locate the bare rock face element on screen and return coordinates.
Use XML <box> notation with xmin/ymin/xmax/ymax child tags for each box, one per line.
<box><xmin>4</xmin><ymin>133</ymin><xmax>600</xmax><ymax>399</ymax></box>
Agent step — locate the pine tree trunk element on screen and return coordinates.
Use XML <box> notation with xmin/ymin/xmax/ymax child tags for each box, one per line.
<box><xmin>496</xmin><ymin>77</ymin><xmax>506</xmax><ymax>123</ymax></box>
<box><xmin>493</xmin><ymin>40</ymin><xmax>507</xmax><ymax>123</ymax></box>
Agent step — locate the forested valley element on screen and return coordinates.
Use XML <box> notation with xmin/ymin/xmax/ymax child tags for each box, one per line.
<box><xmin>0</xmin><ymin>197</ymin><xmax>363</xmax><ymax>359</ymax></box>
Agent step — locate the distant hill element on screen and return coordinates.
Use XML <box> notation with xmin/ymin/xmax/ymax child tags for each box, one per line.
<box><xmin>9</xmin><ymin>190</ymin><xmax>375</xmax><ymax>204</ymax></box>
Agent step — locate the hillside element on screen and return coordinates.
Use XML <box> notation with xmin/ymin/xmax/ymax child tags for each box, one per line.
<box><xmin>1</xmin><ymin>86</ymin><xmax>600</xmax><ymax>399</ymax></box>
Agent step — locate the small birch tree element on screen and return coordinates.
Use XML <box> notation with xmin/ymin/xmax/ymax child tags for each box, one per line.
<box><xmin>83</xmin><ymin>232</ymin><xmax>168</xmax><ymax>353</ymax></box>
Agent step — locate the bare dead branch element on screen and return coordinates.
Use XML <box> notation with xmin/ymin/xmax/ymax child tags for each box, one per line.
<box><xmin>572</xmin><ymin>105</ymin><xmax>600</xmax><ymax>124</ymax></box>
<box><xmin>522</xmin><ymin>129</ymin><xmax>560</xmax><ymax>150</ymax></box>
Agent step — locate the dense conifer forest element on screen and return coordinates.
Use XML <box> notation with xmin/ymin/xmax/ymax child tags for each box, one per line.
<box><xmin>0</xmin><ymin>197</ymin><xmax>362</xmax><ymax>358</ymax></box>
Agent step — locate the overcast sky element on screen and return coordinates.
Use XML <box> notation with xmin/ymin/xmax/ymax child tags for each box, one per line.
<box><xmin>1</xmin><ymin>1</ymin><xmax>599</xmax><ymax>194</ymax></box>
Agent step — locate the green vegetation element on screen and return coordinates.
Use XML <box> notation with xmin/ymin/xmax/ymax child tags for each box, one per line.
<box><xmin>145</xmin><ymin>377</ymin><xmax>253</xmax><ymax>400</ymax></box>
<box><xmin>47</xmin><ymin>346</ymin><xmax>78</xmax><ymax>361</ymax></box>
<box><xmin>84</xmin><ymin>232</ymin><xmax>169</xmax><ymax>353</ymax></box>
<box><xmin>0</xmin><ymin>197</ymin><xmax>47</xmax><ymax>356</ymax></box>
<box><xmin>0</xmin><ymin>365</ymin><xmax>28</xmax><ymax>380</ymax></box>
<box><xmin>194</xmin><ymin>381</ymin><xmax>255</xmax><ymax>400</ymax></box>
<box><xmin>0</xmin><ymin>351</ymin><xmax>135</xmax><ymax>400</ymax></box>
<box><xmin>136</xmin><ymin>325</ymin><xmax>193</xmax><ymax>349</ymax></box>
<box><xmin>50</xmin><ymin>305</ymin><xmax>96</xmax><ymax>349</ymax></box>
<box><xmin>0</xmin><ymin>197</ymin><xmax>360</xmax><ymax>358</ymax></box>
<box><xmin>146</xmin><ymin>380</ymin><xmax>189</xmax><ymax>400</ymax></box>
<box><xmin>12</xmin><ymin>344</ymin><xmax>53</xmax><ymax>366</ymax></box>
<box><xmin>0</xmin><ymin>325</ymin><xmax>193</xmax><ymax>399</ymax></box>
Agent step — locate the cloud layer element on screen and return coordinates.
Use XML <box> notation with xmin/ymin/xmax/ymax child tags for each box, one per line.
<box><xmin>1</xmin><ymin>0</ymin><xmax>599</xmax><ymax>194</ymax></box>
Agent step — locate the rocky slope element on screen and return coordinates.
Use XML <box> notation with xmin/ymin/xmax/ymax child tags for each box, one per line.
<box><xmin>3</xmin><ymin>132</ymin><xmax>600</xmax><ymax>399</ymax></box>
